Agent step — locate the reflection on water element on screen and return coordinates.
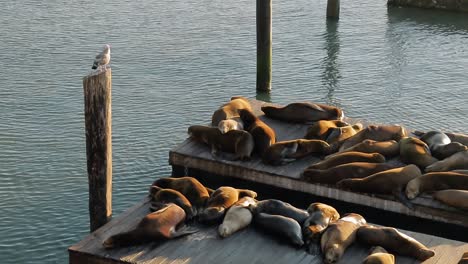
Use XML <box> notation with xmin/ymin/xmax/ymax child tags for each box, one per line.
<box><xmin>320</xmin><ymin>19</ymin><xmax>341</xmax><ymax>105</ymax></box>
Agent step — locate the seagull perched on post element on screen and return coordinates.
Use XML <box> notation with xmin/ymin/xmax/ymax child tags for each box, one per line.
<box><xmin>92</xmin><ymin>44</ymin><xmax>111</xmax><ymax>70</ymax></box>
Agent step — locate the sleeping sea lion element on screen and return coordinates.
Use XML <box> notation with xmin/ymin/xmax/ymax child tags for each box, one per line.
<box><xmin>425</xmin><ymin>150</ymin><xmax>468</xmax><ymax>172</ymax></box>
<box><xmin>253</xmin><ymin>212</ymin><xmax>304</xmax><ymax>247</ymax></box>
<box><xmin>211</xmin><ymin>96</ymin><xmax>252</xmax><ymax>126</ymax></box>
<box><xmin>321</xmin><ymin>213</ymin><xmax>367</xmax><ymax>264</ymax></box>
<box><xmin>405</xmin><ymin>171</ymin><xmax>468</xmax><ymax>199</ymax></box>
<box><xmin>102</xmin><ymin>203</ymin><xmax>198</xmax><ymax>249</ymax></box>
<box><xmin>357</xmin><ymin>225</ymin><xmax>435</xmax><ymax>261</ymax></box>
<box><xmin>363</xmin><ymin>246</ymin><xmax>395</xmax><ymax>264</ymax></box>
<box><xmin>262</xmin><ymin>139</ymin><xmax>330</xmax><ymax>166</ymax></box>
<box><xmin>414</xmin><ymin>130</ymin><xmax>468</xmax><ymax>147</ymax></box>
<box><xmin>261</xmin><ymin>102</ymin><xmax>344</xmax><ymax>123</ymax></box>
<box><xmin>250</xmin><ymin>199</ymin><xmax>309</xmax><ymax>225</ymax></box>
<box><xmin>188</xmin><ymin>125</ymin><xmax>254</xmax><ymax>161</ymax></box>
<box><xmin>218</xmin><ymin>117</ymin><xmax>244</xmax><ymax>134</ymax></box>
<box><xmin>339</xmin><ymin>125</ymin><xmax>407</xmax><ymax>151</ymax></box>
<box><xmin>148</xmin><ymin>186</ymin><xmax>193</xmax><ymax>220</ymax></box>
<box><xmin>337</xmin><ymin>139</ymin><xmax>400</xmax><ymax>158</ymax></box>
<box><xmin>302</xmin><ymin>203</ymin><xmax>340</xmax><ymax>255</ymax></box>
<box><xmin>218</xmin><ymin>197</ymin><xmax>257</xmax><ymax>238</ymax></box>
<box><xmin>304</xmin><ymin>120</ymin><xmax>350</xmax><ymax>140</ymax></box>
<box><xmin>238</xmin><ymin>109</ymin><xmax>276</xmax><ymax>156</ymax></box>
<box><xmin>433</xmin><ymin>189</ymin><xmax>468</xmax><ymax>210</ymax></box>
<box><xmin>417</xmin><ymin>131</ymin><xmax>467</xmax><ymax>160</ymax></box>
<box><xmin>326</xmin><ymin>124</ymin><xmax>364</xmax><ymax>145</ymax></box>
<box><xmin>307</xmin><ymin>152</ymin><xmax>385</xmax><ymax>170</ymax></box>
<box><xmin>399</xmin><ymin>137</ymin><xmax>438</xmax><ymax>170</ymax></box>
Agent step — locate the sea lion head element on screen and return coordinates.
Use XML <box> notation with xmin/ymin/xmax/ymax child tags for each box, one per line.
<box><xmin>218</xmin><ymin>119</ymin><xmax>242</xmax><ymax>134</ymax></box>
<box><xmin>324</xmin><ymin>244</ymin><xmax>343</xmax><ymax>264</ymax></box>
<box><xmin>405</xmin><ymin>179</ymin><xmax>420</xmax><ymax>200</ymax></box>
<box><xmin>336</xmin><ymin>108</ymin><xmax>345</xmax><ymax>121</ymax></box>
<box><xmin>198</xmin><ymin>207</ymin><xmax>225</xmax><ymax>223</ymax></box>
<box><xmin>218</xmin><ymin>223</ymin><xmax>232</xmax><ymax>238</ymax></box>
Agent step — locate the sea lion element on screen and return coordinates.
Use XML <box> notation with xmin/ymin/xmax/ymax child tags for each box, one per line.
<box><xmin>253</xmin><ymin>212</ymin><xmax>304</xmax><ymax>247</ymax></box>
<box><xmin>188</xmin><ymin>125</ymin><xmax>254</xmax><ymax>161</ymax></box>
<box><xmin>302</xmin><ymin>203</ymin><xmax>340</xmax><ymax>255</ymax></box>
<box><xmin>320</xmin><ymin>213</ymin><xmax>367</xmax><ymax>264</ymax></box>
<box><xmin>417</xmin><ymin>131</ymin><xmax>467</xmax><ymax>160</ymax></box>
<box><xmin>211</xmin><ymin>96</ymin><xmax>252</xmax><ymax>126</ymax></box>
<box><xmin>198</xmin><ymin>186</ymin><xmax>257</xmax><ymax>223</ymax></box>
<box><xmin>399</xmin><ymin>137</ymin><xmax>438</xmax><ymax>170</ymax></box>
<box><xmin>425</xmin><ymin>150</ymin><xmax>468</xmax><ymax>172</ymax></box>
<box><xmin>152</xmin><ymin>177</ymin><xmax>210</xmax><ymax>212</ymax></box>
<box><xmin>307</xmin><ymin>152</ymin><xmax>385</xmax><ymax>170</ymax></box>
<box><xmin>357</xmin><ymin>225</ymin><xmax>435</xmax><ymax>261</ymax></box>
<box><xmin>261</xmin><ymin>102</ymin><xmax>344</xmax><ymax>123</ymax></box>
<box><xmin>337</xmin><ymin>139</ymin><xmax>400</xmax><ymax>158</ymax></box>
<box><xmin>102</xmin><ymin>203</ymin><xmax>198</xmax><ymax>249</ymax></box>
<box><xmin>339</xmin><ymin>125</ymin><xmax>407</xmax><ymax>151</ymax></box>
<box><xmin>218</xmin><ymin>197</ymin><xmax>257</xmax><ymax>238</ymax></box>
<box><xmin>148</xmin><ymin>186</ymin><xmax>194</xmax><ymax>220</ymax></box>
<box><xmin>218</xmin><ymin>117</ymin><xmax>244</xmax><ymax>134</ymax></box>
<box><xmin>433</xmin><ymin>189</ymin><xmax>468</xmax><ymax>210</ymax></box>
<box><xmin>326</xmin><ymin>124</ymin><xmax>364</xmax><ymax>145</ymax></box>
<box><xmin>238</xmin><ymin>109</ymin><xmax>276</xmax><ymax>156</ymax></box>
<box><xmin>262</xmin><ymin>139</ymin><xmax>330</xmax><ymax>166</ymax></box>
<box><xmin>405</xmin><ymin>171</ymin><xmax>468</xmax><ymax>199</ymax></box>
<box><xmin>337</xmin><ymin>165</ymin><xmax>421</xmax><ymax>208</ymax></box>
<box><xmin>362</xmin><ymin>246</ymin><xmax>395</xmax><ymax>264</ymax></box>
<box><xmin>414</xmin><ymin>130</ymin><xmax>468</xmax><ymax>147</ymax></box>
<box><xmin>250</xmin><ymin>199</ymin><xmax>309</xmax><ymax>225</ymax></box>
<box><xmin>304</xmin><ymin>120</ymin><xmax>351</xmax><ymax>140</ymax></box>
<box><xmin>302</xmin><ymin>162</ymin><xmax>398</xmax><ymax>185</ymax></box>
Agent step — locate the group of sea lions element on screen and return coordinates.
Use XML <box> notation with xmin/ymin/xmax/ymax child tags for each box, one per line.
<box><xmin>102</xmin><ymin>176</ymin><xmax>439</xmax><ymax>263</ymax></box>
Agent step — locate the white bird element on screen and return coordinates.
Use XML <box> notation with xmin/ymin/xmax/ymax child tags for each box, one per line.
<box><xmin>92</xmin><ymin>44</ymin><xmax>111</xmax><ymax>70</ymax></box>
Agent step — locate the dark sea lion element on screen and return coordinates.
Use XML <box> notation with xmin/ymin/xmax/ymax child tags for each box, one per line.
<box><xmin>250</xmin><ymin>199</ymin><xmax>309</xmax><ymax>225</ymax></box>
<box><xmin>307</xmin><ymin>151</ymin><xmax>385</xmax><ymax>170</ymax></box>
<box><xmin>253</xmin><ymin>212</ymin><xmax>304</xmax><ymax>247</ymax></box>
<box><xmin>198</xmin><ymin>186</ymin><xmax>257</xmax><ymax>223</ymax></box>
<box><xmin>211</xmin><ymin>96</ymin><xmax>252</xmax><ymax>126</ymax></box>
<box><xmin>363</xmin><ymin>246</ymin><xmax>395</xmax><ymax>264</ymax></box>
<box><xmin>188</xmin><ymin>125</ymin><xmax>254</xmax><ymax>161</ymax></box>
<box><xmin>261</xmin><ymin>102</ymin><xmax>344</xmax><ymax>123</ymax></box>
<box><xmin>302</xmin><ymin>203</ymin><xmax>340</xmax><ymax>255</ymax></box>
<box><xmin>357</xmin><ymin>225</ymin><xmax>435</xmax><ymax>261</ymax></box>
<box><xmin>399</xmin><ymin>137</ymin><xmax>438</xmax><ymax>170</ymax></box>
<box><xmin>337</xmin><ymin>165</ymin><xmax>421</xmax><ymax>208</ymax></box>
<box><xmin>414</xmin><ymin>130</ymin><xmax>468</xmax><ymax>146</ymax></box>
<box><xmin>339</xmin><ymin>125</ymin><xmax>407</xmax><ymax>151</ymax></box>
<box><xmin>302</xmin><ymin>162</ymin><xmax>398</xmax><ymax>185</ymax></box>
<box><xmin>337</xmin><ymin>139</ymin><xmax>400</xmax><ymax>158</ymax></box>
<box><xmin>262</xmin><ymin>139</ymin><xmax>330</xmax><ymax>166</ymax></box>
<box><xmin>218</xmin><ymin>117</ymin><xmax>244</xmax><ymax>134</ymax></box>
<box><xmin>417</xmin><ymin>131</ymin><xmax>467</xmax><ymax>159</ymax></box>
<box><xmin>238</xmin><ymin>109</ymin><xmax>276</xmax><ymax>156</ymax></box>
<box><xmin>148</xmin><ymin>186</ymin><xmax>193</xmax><ymax>220</ymax></box>
<box><xmin>218</xmin><ymin>197</ymin><xmax>257</xmax><ymax>238</ymax></box>
<box><xmin>320</xmin><ymin>213</ymin><xmax>367</xmax><ymax>264</ymax></box>
<box><xmin>433</xmin><ymin>189</ymin><xmax>468</xmax><ymax>210</ymax></box>
<box><xmin>405</xmin><ymin>171</ymin><xmax>468</xmax><ymax>199</ymax></box>
<box><xmin>425</xmin><ymin>150</ymin><xmax>468</xmax><ymax>172</ymax></box>
<box><xmin>102</xmin><ymin>203</ymin><xmax>198</xmax><ymax>249</ymax></box>
<box><xmin>304</xmin><ymin>120</ymin><xmax>351</xmax><ymax>140</ymax></box>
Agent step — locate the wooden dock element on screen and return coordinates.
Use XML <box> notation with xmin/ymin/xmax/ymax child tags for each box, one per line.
<box><xmin>69</xmin><ymin>197</ymin><xmax>468</xmax><ymax>264</ymax></box>
<box><xmin>169</xmin><ymin>99</ymin><xmax>468</xmax><ymax>228</ymax></box>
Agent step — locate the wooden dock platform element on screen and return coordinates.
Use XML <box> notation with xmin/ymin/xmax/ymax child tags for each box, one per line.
<box><xmin>69</xmin><ymin>197</ymin><xmax>468</xmax><ymax>264</ymax></box>
<box><xmin>169</xmin><ymin>99</ymin><xmax>468</xmax><ymax>228</ymax></box>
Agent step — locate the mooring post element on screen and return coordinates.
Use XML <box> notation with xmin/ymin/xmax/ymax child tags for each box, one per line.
<box><xmin>83</xmin><ymin>66</ymin><xmax>112</xmax><ymax>232</ymax></box>
<box><xmin>327</xmin><ymin>0</ymin><xmax>340</xmax><ymax>19</ymax></box>
<box><xmin>256</xmin><ymin>0</ymin><xmax>272</xmax><ymax>92</ymax></box>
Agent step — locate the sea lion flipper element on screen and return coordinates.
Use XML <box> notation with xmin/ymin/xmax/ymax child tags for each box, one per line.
<box><xmin>237</xmin><ymin>189</ymin><xmax>257</xmax><ymax>198</ymax></box>
<box><xmin>394</xmin><ymin>190</ymin><xmax>414</xmax><ymax>209</ymax></box>
<box><xmin>206</xmin><ymin>187</ymin><xmax>215</xmax><ymax>196</ymax></box>
<box><xmin>412</xmin><ymin>130</ymin><xmax>425</xmax><ymax>137</ymax></box>
<box><xmin>171</xmin><ymin>226</ymin><xmax>199</xmax><ymax>238</ymax></box>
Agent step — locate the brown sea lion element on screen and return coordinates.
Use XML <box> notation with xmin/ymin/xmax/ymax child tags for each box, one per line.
<box><xmin>405</xmin><ymin>171</ymin><xmax>468</xmax><ymax>199</ymax></box>
<box><xmin>433</xmin><ymin>190</ymin><xmax>468</xmax><ymax>210</ymax></box>
<box><xmin>218</xmin><ymin>197</ymin><xmax>257</xmax><ymax>238</ymax></box>
<box><xmin>302</xmin><ymin>203</ymin><xmax>340</xmax><ymax>255</ymax></box>
<box><xmin>102</xmin><ymin>203</ymin><xmax>198</xmax><ymax>249</ymax></box>
<box><xmin>253</xmin><ymin>212</ymin><xmax>304</xmax><ymax>247</ymax></box>
<box><xmin>218</xmin><ymin>117</ymin><xmax>244</xmax><ymax>134</ymax></box>
<box><xmin>425</xmin><ymin>150</ymin><xmax>468</xmax><ymax>172</ymax></box>
<box><xmin>188</xmin><ymin>125</ymin><xmax>254</xmax><ymax>161</ymax></box>
<box><xmin>302</xmin><ymin>162</ymin><xmax>399</xmax><ymax>185</ymax></box>
<box><xmin>238</xmin><ymin>109</ymin><xmax>276</xmax><ymax>156</ymax></box>
<box><xmin>414</xmin><ymin>130</ymin><xmax>468</xmax><ymax>146</ymax></box>
<box><xmin>326</xmin><ymin>124</ymin><xmax>364</xmax><ymax>145</ymax></box>
<box><xmin>148</xmin><ymin>186</ymin><xmax>193</xmax><ymax>220</ymax></box>
<box><xmin>363</xmin><ymin>246</ymin><xmax>395</xmax><ymax>264</ymax></box>
<box><xmin>337</xmin><ymin>165</ymin><xmax>421</xmax><ymax>208</ymax></box>
<box><xmin>339</xmin><ymin>125</ymin><xmax>407</xmax><ymax>151</ymax></box>
<box><xmin>357</xmin><ymin>225</ymin><xmax>435</xmax><ymax>261</ymax></box>
<box><xmin>399</xmin><ymin>137</ymin><xmax>438</xmax><ymax>170</ymax></box>
<box><xmin>307</xmin><ymin>151</ymin><xmax>385</xmax><ymax>170</ymax></box>
<box><xmin>211</xmin><ymin>96</ymin><xmax>252</xmax><ymax>126</ymax></box>
<box><xmin>250</xmin><ymin>199</ymin><xmax>309</xmax><ymax>225</ymax></box>
<box><xmin>261</xmin><ymin>102</ymin><xmax>344</xmax><ymax>123</ymax></box>
<box><xmin>304</xmin><ymin>120</ymin><xmax>351</xmax><ymax>140</ymax></box>
<box><xmin>262</xmin><ymin>139</ymin><xmax>330</xmax><ymax>166</ymax></box>
<box><xmin>321</xmin><ymin>213</ymin><xmax>367</xmax><ymax>264</ymax></box>
<box><xmin>152</xmin><ymin>177</ymin><xmax>210</xmax><ymax>212</ymax></box>
<box><xmin>198</xmin><ymin>186</ymin><xmax>257</xmax><ymax>223</ymax></box>
<box><xmin>337</xmin><ymin>139</ymin><xmax>400</xmax><ymax>158</ymax></box>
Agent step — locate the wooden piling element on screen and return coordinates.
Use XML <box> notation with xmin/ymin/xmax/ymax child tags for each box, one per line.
<box><xmin>327</xmin><ymin>0</ymin><xmax>340</xmax><ymax>19</ymax></box>
<box><xmin>83</xmin><ymin>66</ymin><xmax>112</xmax><ymax>232</ymax></box>
<box><xmin>256</xmin><ymin>0</ymin><xmax>272</xmax><ymax>92</ymax></box>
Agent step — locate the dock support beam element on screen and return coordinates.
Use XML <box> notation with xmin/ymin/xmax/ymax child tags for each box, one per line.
<box><xmin>327</xmin><ymin>0</ymin><xmax>340</xmax><ymax>19</ymax></box>
<box><xmin>256</xmin><ymin>0</ymin><xmax>272</xmax><ymax>92</ymax></box>
<box><xmin>83</xmin><ymin>66</ymin><xmax>112</xmax><ymax>232</ymax></box>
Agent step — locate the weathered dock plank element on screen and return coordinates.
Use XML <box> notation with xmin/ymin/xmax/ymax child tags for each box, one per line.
<box><xmin>169</xmin><ymin>99</ymin><xmax>468</xmax><ymax>227</ymax></box>
<box><xmin>69</xmin><ymin>198</ymin><xmax>468</xmax><ymax>264</ymax></box>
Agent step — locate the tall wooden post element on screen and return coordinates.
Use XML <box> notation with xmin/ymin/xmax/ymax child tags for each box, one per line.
<box><xmin>256</xmin><ymin>0</ymin><xmax>272</xmax><ymax>92</ymax></box>
<box><xmin>327</xmin><ymin>0</ymin><xmax>340</xmax><ymax>19</ymax></box>
<box><xmin>83</xmin><ymin>66</ymin><xmax>112</xmax><ymax>232</ymax></box>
